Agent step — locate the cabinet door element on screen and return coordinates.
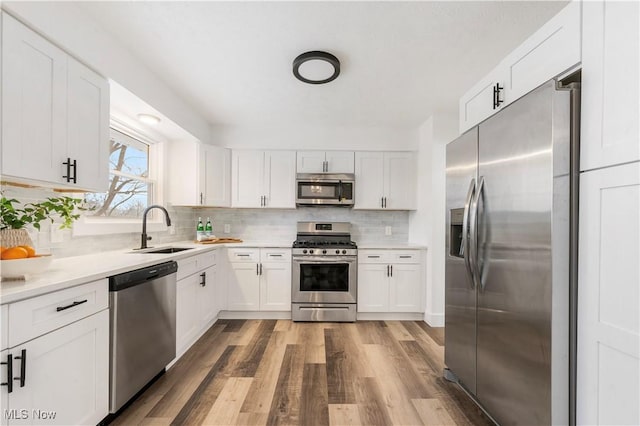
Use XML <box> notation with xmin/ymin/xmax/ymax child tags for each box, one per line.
<box><xmin>389</xmin><ymin>263</ymin><xmax>423</xmax><ymax>312</ymax></box>
<box><xmin>198</xmin><ymin>265</ymin><xmax>218</xmax><ymax>325</ymax></box>
<box><xmin>2</xmin><ymin>13</ymin><xmax>67</xmax><ymax>184</ymax></box>
<box><xmin>176</xmin><ymin>274</ymin><xmax>201</xmax><ymax>353</ymax></box>
<box><xmin>577</xmin><ymin>163</ymin><xmax>640</xmax><ymax>426</ymax></box>
<box><xmin>296</xmin><ymin>151</ymin><xmax>326</xmax><ymax>173</ymax></box>
<box><xmin>232</xmin><ymin>150</ymin><xmax>264</xmax><ymax>208</ymax></box>
<box><xmin>581</xmin><ymin>1</ymin><xmax>639</xmax><ymax>170</ymax></box>
<box><xmin>325</xmin><ymin>151</ymin><xmax>355</xmax><ymax>173</ymax></box>
<box><xmin>227</xmin><ymin>263</ymin><xmax>260</xmax><ymax>311</ymax></box>
<box><xmin>260</xmin><ymin>261</ymin><xmax>291</xmax><ymax>311</ymax></box>
<box><xmin>384</xmin><ymin>152</ymin><xmax>417</xmax><ymax>210</ymax></box>
<box><xmin>67</xmin><ymin>58</ymin><xmax>110</xmax><ymax>192</ymax></box>
<box><xmin>503</xmin><ymin>1</ymin><xmax>581</xmax><ymax>105</ymax></box>
<box><xmin>0</xmin><ymin>350</ymin><xmax>7</xmax><ymax>426</ymax></box>
<box><xmin>8</xmin><ymin>310</ymin><xmax>109</xmax><ymax>426</ymax></box>
<box><xmin>354</xmin><ymin>152</ymin><xmax>384</xmax><ymax>209</ymax></box>
<box><xmin>458</xmin><ymin>67</ymin><xmax>506</xmax><ymax>133</ymax></box>
<box><xmin>264</xmin><ymin>151</ymin><xmax>296</xmax><ymax>208</ymax></box>
<box><xmin>357</xmin><ymin>263</ymin><xmax>389</xmax><ymax>312</ymax></box>
<box><xmin>202</xmin><ymin>145</ymin><xmax>231</xmax><ymax>207</ymax></box>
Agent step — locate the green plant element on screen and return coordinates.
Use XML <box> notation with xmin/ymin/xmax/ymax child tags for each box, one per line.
<box><xmin>1</xmin><ymin>196</ymin><xmax>89</xmax><ymax>230</ymax></box>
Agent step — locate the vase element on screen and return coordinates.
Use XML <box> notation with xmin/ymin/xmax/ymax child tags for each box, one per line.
<box><xmin>0</xmin><ymin>228</ymin><xmax>35</xmax><ymax>248</ymax></box>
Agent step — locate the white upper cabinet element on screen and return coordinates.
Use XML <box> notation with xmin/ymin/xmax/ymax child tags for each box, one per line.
<box><xmin>232</xmin><ymin>150</ymin><xmax>295</xmax><ymax>208</ymax></box>
<box><xmin>459</xmin><ymin>1</ymin><xmax>581</xmax><ymax>133</ymax></box>
<box><xmin>355</xmin><ymin>152</ymin><xmax>416</xmax><ymax>210</ymax></box>
<box><xmin>459</xmin><ymin>65</ymin><xmax>507</xmax><ymax>133</ymax></box>
<box><xmin>1</xmin><ymin>13</ymin><xmax>109</xmax><ymax>192</ymax></box>
<box><xmin>502</xmin><ymin>1</ymin><xmax>581</xmax><ymax>104</ymax></box>
<box><xmin>167</xmin><ymin>142</ymin><xmax>231</xmax><ymax>207</ymax></box>
<box><xmin>296</xmin><ymin>151</ymin><xmax>354</xmax><ymax>173</ymax></box>
<box><xmin>67</xmin><ymin>58</ymin><xmax>110</xmax><ymax>192</ymax></box>
<box><xmin>580</xmin><ymin>0</ymin><xmax>639</xmax><ymax>170</ymax></box>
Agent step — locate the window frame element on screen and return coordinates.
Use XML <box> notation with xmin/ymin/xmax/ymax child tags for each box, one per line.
<box><xmin>73</xmin><ymin>120</ymin><xmax>167</xmax><ymax>236</ymax></box>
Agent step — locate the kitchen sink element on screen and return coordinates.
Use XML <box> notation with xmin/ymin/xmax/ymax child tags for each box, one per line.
<box><xmin>133</xmin><ymin>247</ymin><xmax>194</xmax><ymax>254</ymax></box>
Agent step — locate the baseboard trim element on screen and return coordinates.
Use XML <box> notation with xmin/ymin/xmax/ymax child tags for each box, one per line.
<box><xmin>424</xmin><ymin>312</ymin><xmax>444</xmax><ymax>327</ymax></box>
<box><xmin>218</xmin><ymin>311</ymin><xmax>292</xmax><ymax>320</ymax></box>
<box><xmin>357</xmin><ymin>312</ymin><xmax>424</xmax><ymax>321</ymax></box>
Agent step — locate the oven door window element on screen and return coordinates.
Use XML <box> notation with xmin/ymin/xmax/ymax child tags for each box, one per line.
<box><xmin>298</xmin><ymin>182</ymin><xmax>339</xmax><ymax>200</ymax></box>
<box><xmin>299</xmin><ymin>263</ymin><xmax>349</xmax><ymax>292</ymax></box>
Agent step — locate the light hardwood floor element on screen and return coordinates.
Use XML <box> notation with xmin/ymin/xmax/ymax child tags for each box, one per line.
<box><xmin>112</xmin><ymin>320</ymin><xmax>492</xmax><ymax>425</ymax></box>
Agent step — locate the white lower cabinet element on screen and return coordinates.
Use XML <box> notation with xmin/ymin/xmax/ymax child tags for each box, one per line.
<box><xmin>358</xmin><ymin>250</ymin><xmax>424</xmax><ymax>313</ymax></box>
<box><xmin>1</xmin><ymin>280</ymin><xmax>109</xmax><ymax>426</ymax></box>
<box><xmin>176</xmin><ymin>250</ymin><xmax>219</xmax><ymax>356</ymax></box>
<box><xmin>227</xmin><ymin>248</ymin><xmax>291</xmax><ymax>312</ymax></box>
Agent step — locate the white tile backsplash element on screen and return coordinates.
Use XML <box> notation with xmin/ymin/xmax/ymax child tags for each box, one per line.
<box><xmin>2</xmin><ymin>186</ymin><xmax>409</xmax><ymax>257</ymax></box>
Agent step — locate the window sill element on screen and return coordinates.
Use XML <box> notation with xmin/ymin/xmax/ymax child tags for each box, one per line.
<box><xmin>72</xmin><ymin>217</ymin><xmax>168</xmax><ymax>236</ymax></box>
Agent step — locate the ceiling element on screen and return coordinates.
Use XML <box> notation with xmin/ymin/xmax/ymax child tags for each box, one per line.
<box><xmin>79</xmin><ymin>1</ymin><xmax>568</xmax><ymax>129</ymax></box>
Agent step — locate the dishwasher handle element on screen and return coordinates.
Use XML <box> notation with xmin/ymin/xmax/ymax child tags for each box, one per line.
<box><xmin>109</xmin><ymin>261</ymin><xmax>178</xmax><ymax>291</ymax></box>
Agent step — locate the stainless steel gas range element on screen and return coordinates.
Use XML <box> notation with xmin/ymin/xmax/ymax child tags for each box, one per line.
<box><xmin>291</xmin><ymin>222</ymin><xmax>357</xmax><ymax>322</ymax></box>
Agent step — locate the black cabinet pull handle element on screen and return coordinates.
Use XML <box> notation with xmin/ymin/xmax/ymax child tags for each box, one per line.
<box><xmin>200</xmin><ymin>192</ymin><xmax>203</xmax><ymax>205</ymax></box>
<box><xmin>493</xmin><ymin>83</ymin><xmax>504</xmax><ymax>109</ymax></box>
<box><xmin>56</xmin><ymin>299</ymin><xmax>88</xmax><ymax>312</ymax></box>
<box><xmin>1</xmin><ymin>353</ymin><xmax>13</xmax><ymax>393</ymax></box>
<box><xmin>368</xmin><ymin>255</ymin><xmax>380</xmax><ymax>258</ymax></box>
<box><xmin>14</xmin><ymin>349</ymin><xmax>26</xmax><ymax>388</ymax></box>
<box><xmin>200</xmin><ymin>272</ymin><xmax>206</xmax><ymax>287</ymax></box>
<box><xmin>256</xmin><ymin>263</ymin><xmax>259</xmax><ymax>275</ymax></box>
<box><xmin>399</xmin><ymin>255</ymin><xmax>412</xmax><ymax>259</ymax></box>
<box><xmin>390</xmin><ymin>265</ymin><xmax>393</xmax><ymax>277</ymax></box>
<box><xmin>259</xmin><ymin>263</ymin><xmax>263</xmax><ymax>275</ymax></box>
<box><xmin>71</xmin><ymin>159</ymin><xmax>77</xmax><ymax>183</ymax></box>
<box><xmin>63</xmin><ymin>158</ymin><xmax>72</xmax><ymax>182</ymax></box>
<box><xmin>386</xmin><ymin>265</ymin><xmax>390</xmax><ymax>277</ymax></box>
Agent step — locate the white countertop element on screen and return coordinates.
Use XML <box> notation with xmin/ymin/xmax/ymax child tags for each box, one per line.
<box><xmin>358</xmin><ymin>243</ymin><xmax>428</xmax><ymax>250</ymax></box>
<box><xmin>0</xmin><ymin>240</ymin><xmax>291</xmax><ymax>305</ymax></box>
<box><xmin>0</xmin><ymin>240</ymin><xmax>424</xmax><ymax>304</ymax></box>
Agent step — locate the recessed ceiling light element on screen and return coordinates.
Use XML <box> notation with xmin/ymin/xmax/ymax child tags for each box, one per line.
<box><xmin>293</xmin><ymin>51</ymin><xmax>340</xmax><ymax>85</ymax></box>
<box><xmin>137</xmin><ymin>113</ymin><xmax>161</xmax><ymax>125</ymax></box>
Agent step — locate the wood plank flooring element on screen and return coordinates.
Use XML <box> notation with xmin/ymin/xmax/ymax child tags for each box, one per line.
<box><xmin>113</xmin><ymin>320</ymin><xmax>492</xmax><ymax>426</ymax></box>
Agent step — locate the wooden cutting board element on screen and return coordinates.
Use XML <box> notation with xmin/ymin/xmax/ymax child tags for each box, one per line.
<box><xmin>195</xmin><ymin>238</ymin><xmax>243</xmax><ymax>244</ymax></box>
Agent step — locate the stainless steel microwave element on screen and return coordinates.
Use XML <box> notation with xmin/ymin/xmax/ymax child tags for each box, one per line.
<box><xmin>295</xmin><ymin>173</ymin><xmax>355</xmax><ymax>207</ymax></box>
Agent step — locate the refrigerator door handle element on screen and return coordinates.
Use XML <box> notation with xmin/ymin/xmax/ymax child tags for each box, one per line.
<box><xmin>470</xmin><ymin>176</ymin><xmax>485</xmax><ymax>290</ymax></box>
<box><xmin>462</xmin><ymin>178</ymin><xmax>476</xmax><ymax>289</ymax></box>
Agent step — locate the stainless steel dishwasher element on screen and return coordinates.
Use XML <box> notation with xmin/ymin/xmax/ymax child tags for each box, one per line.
<box><xmin>109</xmin><ymin>261</ymin><xmax>177</xmax><ymax>413</ymax></box>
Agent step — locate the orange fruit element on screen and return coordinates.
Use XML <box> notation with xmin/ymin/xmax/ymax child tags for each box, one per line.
<box><xmin>19</xmin><ymin>245</ymin><xmax>36</xmax><ymax>257</ymax></box>
<box><xmin>1</xmin><ymin>246</ymin><xmax>29</xmax><ymax>260</ymax></box>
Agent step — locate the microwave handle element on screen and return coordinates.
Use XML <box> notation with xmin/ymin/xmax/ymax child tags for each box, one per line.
<box><xmin>338</xmin><ymin>180</ymin><xmax>343</xmax><ymax>201</ymax></box>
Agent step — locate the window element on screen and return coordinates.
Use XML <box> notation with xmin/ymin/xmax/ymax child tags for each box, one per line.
<box><xmin>74</xmin><ymin>124</ymin><xmax>165</xmax><ymax>236</ymax></box>
<box><xmin>85</xmin><ymin>129</ymin><xmax>154</xmax><ymax>218</ymax></box>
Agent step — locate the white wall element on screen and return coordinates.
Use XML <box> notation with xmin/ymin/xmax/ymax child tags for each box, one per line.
<box><xmin>211</xmin><ymin>124</ymin><xmax>419</xmax><ymax>151</ymax></box>
<box><xmin>409</xmin><ymin>114</ymin><xmax>458</xmax><ymax>327</ymax></box>
<box><xmin>2</xmin><ymin>2</ymin><xmax>211</xmax><ymax>144</ymax></box>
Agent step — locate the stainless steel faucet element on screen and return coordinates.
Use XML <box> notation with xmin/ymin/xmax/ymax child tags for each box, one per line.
<box><xmin>140</xmin><ymin>205</ymin><xmax>172</xmax><ymax>249</ymax></box>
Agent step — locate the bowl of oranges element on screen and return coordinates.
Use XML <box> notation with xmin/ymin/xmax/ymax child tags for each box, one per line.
<box><xmin>1</xmin><ymin>245</ymin><xmax>52</xmax><ymax>280</ymax></box>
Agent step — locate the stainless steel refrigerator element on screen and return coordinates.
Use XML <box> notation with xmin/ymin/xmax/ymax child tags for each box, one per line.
<box><xmin>444</xmin><ymin>78</ymin><xmax>580</xmax><ymax>425</ymax></box>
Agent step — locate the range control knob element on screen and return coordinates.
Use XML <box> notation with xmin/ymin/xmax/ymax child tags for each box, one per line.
<box><xmin>309</xmin><ymin>249</ymin><xmax>314</xmax><ymax>254</ymax></box>
<box><xmin>335</xmin><ymin>249</ymin><xmax>340</xmax><ymax>254</ymax></box>
<box><xmin>302</xmin><ymin>249</ymin><xmax>307</xmax><ymax>254</ymax></box>
<box><xmin>322</xmin><ymin>249</ymin><xmax>327</xmax><ymax>254</ymax></box>
<box><xmin>342</xmin><ymin>250</ymin><xmax>347</xmax><ymax>254</ymax></box>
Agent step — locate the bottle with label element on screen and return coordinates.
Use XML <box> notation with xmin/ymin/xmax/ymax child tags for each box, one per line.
<box><xmin>196</xmin><ymin>217</ymin><xmax>205</xmax><ymax>241</ymax></box>
<box><xmin>205</xmin><ymin>217</ymin><xmax>213</xmax><ymax>238</ymax></box>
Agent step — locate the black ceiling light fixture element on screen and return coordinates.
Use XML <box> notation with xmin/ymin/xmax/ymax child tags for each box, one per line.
<box><xmin>292</xmin><ymin>51</ymin><xmax>340</xmax><ymax>84</ymax></box>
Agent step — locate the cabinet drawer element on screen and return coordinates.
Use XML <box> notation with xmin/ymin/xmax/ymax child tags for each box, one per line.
<box><xmin>358</xmin><ymin>250</ymin><xmax>390</xmax><ymax>263</ymax></box>
<box><xmin>228</xmin><ymin>248</ymin><xmax>259</xmax><ymax>263</ymax></box>
<box><xmin>391</xmin><ymin>250</ymin><xmax>422</xmax><ymax>263</ymax></box>
<box><xmin>8</xmin><ymin>279</ymin><xmax>108</xmax><ymax>347</ymax></box>
<box><xmin>260</xmin><ymin>248</ymin><xmax>291</xmax><ymax>263</ymax></box>
<box><xmin>177</xmin><ymin>251</ymin><xmax>217</xmax><ymax>280</ymax></box>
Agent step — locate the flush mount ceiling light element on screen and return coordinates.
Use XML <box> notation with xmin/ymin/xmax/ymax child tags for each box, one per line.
<box><xmin>293</xmin><ymin>51</ymin><xmax>340</xmax><ymax>84</ymax></box>
<box><xmin>137</xmin><ymin>113</ymin><xmax>161</xmax><ymax>125</ymax></box>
